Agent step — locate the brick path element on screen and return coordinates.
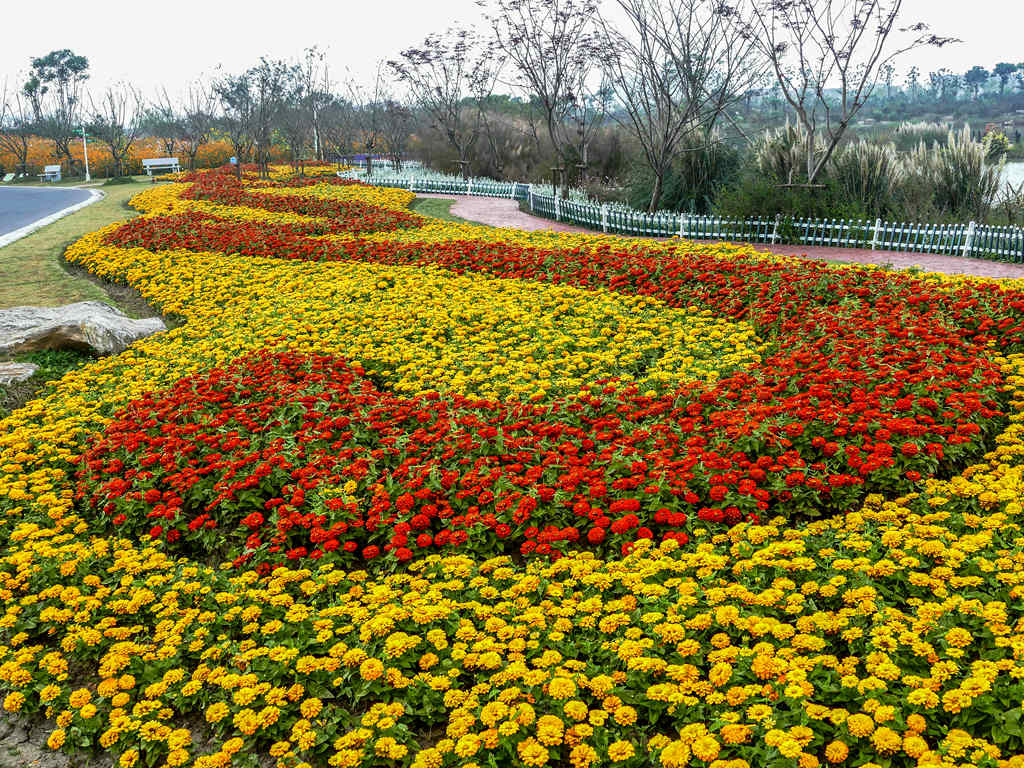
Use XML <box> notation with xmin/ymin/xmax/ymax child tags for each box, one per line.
<box><xmin>418</xmin><ymin>193</ymin><xmax>1024</xmax><ymax>280</ymax></box>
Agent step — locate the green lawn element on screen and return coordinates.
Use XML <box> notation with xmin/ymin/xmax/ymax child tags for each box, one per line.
<box><xmin>408</xmin><ymin>196</ymin><xmax>483</xmax><ymax>226</ymax></box>
<box><xmin>0</xmin><ymin>178</ymin><xmax>150</xmax><ymax>310</ymax></box>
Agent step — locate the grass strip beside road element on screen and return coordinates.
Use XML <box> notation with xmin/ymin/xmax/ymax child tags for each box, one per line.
<box><xmin>0</xmin><ymin>179</ymin><xmax>149</xmax><ymax>310</ymax></box>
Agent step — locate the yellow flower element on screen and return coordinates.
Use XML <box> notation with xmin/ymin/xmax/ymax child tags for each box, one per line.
<box><xmin>692</xmin><ymin>735</ymin><xmax>721</xmax><ymax>762</ymax></box>
<box><xmin>517</xmin><ymin>737</ymin><xmax>549</xmax><ymax>766</ymax></box>
<box><xmin>39</xmin><ymin>685</ymin><xmax>61</xmax><ymax>703</ymax></box>
<box><xmin>660</xmin><ymin>740</ymin><xmax>691</xmax><ymax>768</ymax></box>
<box><xmin>564</xmin><ymin>701</ymin><xmax>589</xmax><ymax>722</ymax></box>
<box><xmin>455</xmin><ymin>734</ymin><xmax>480</xmax><ymax>757</ymax></box>
<box><xmin>537</xmin><ymin>715</ymin><xmax>564</xmax><ymax>746</ymax></box>
<box><xmin>3</xmin><ymin>692</ymin><xmax>25</xmax><ymax>712</ymax></box>
<box><xmin>46</xmin><ymin>729</ymin><xmax>66</xmax><ymax>750</ymax></box>
<box><xmin>824</xmin><ymin>741</ymin><xmax>848</xmax><ymax>763</ymax></box>
<box><xmin>870</xmin><ymin>727</ymin><xmax>901</xmax><ymax>754</ymax></box>
<box><xmin>359</xmin><ymin>658</ymin><xmax>384</xmax><ymax>681</ymax></box>
<box><xmin>205</xmin><ymin>702</ymin><xmax>230</xmax><ymax>723</ymax></box>
<box><xmin>300</xmin><ymin>698</ymin><xmax>323</xmax><ymax>719</ymax></box>
<box><xmin>614</xmin><ymin>705</ymin><xmax>638</xmax><ymax>726</ymax></box>
<box><xmin>548</xmin><ymin>676</ymin><xmax>577</xmax><ymax>700</ymax></box>
<box><xmin>608</xmin><ymin>741</ymin><xmax>635</xmax><ymax>761</ymax></box>
<box><xmin>570</xmin><ymin>743</ymin><xmax>598</xmax><ymax>767</ymax></box>
<box><xmin>721</xmin><ymin>724</ymin><xmax>751</xmax><ymax>744</ymax></box>
<box><xmin>846</xmin><ymin>714</ymin><xmax>874</xmax><ymax>738</ymax></box>
<box><xmin>903</xmin><ymin>735</ymin><xmax>929</xmax><ymax>758</ymax></box>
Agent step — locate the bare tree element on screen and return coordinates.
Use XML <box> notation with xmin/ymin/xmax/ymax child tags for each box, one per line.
<box><xmin>485</xmin><ymin>0</ymin><xmax>604</xmax><ymax>194</ymax></box>
<box><xmin>250</xmin><ymin>59</ymin><xmax>295</xmax><ymax>178</ymax></box>
<box><xmin>599</xmin><ymin>0</ymin><xmax>764</xmax><ymax>211</ymax></box>
<box><xmin>318</xmin><ymin>95</ymin><xmax>358</xmax><ymax>164</ymax></box>
<box><xmin>300</xmin><ymin>47</ymin><xmax>333</xmax><ymax>161</ymax></box>
<box><xmin>179</xmin><ymin>83</ymin><xmax>215</xmax><ymax>171</ymax></box>
<box><xmin>389</xmin><ymin>27</ymin><xmax>502</xmax><ymax>179</ymax></box>
<box><xmin>725</xmin><ymin>0</ymin><xmax>958</xmax><ymax>184</ymax></box>
<box><xmin>0</xmin><ymin>82</ymin><xmax>34</xmax><ymax>175</ymax></box>
<box><xmin>561</xmin><ymin>62</ymin><xmax>613</xmax><ymax>186</ymax></box>
<box><xmin>278</xmin><ymin>70</ymin><xmax>312</xmax><ymax>168</ymax></box>
<box><xmin>346</xmin><ymin>64</ymin><xmax>391</xmax><ymax>176</ymax></box>
<box><xmin>380</xmin><ymin>99</ymin><xmax>415</xmax><ymax>170</ymax></box>
<box><xmin>214</xmin><ymin>70</ymin><xmax>255</xmax><ymax>163</ymax></box>
<box><xmin>87</xmin><ymin>83</ymin><xmax>143</xmax><ymax>178</ymax></box>
<box><xmin>145</xmin><ymin>89</ymin><xmax>181</xmax><ymax>157</ymax></box>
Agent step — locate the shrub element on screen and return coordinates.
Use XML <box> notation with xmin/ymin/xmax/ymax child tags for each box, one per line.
<box><xmin>908</xmin><ymin>125</ymin><xmax>1003</xmax><ymax>221</ymax></box>
<box><xmin>828</xmin><ymin>140</ymin><xmax>904</xmax><ymax>218</ymax></box>
<box><xmin>627</xmin><ymin>131</ymin><xmax>740</xmax><ymax>214</ymax></box>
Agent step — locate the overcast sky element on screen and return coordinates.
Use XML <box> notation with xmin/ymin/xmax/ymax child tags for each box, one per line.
<box><xmin>1</xmin><ymin>0</ymin><xmax>1019</xmax><ymax>99</ymax></box>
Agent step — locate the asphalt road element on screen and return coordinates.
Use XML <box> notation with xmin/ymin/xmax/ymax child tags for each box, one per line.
<box><xmin>0</xmin><ymin>186</ymin><xmax>92</xmax><ymax>239</ymax></box>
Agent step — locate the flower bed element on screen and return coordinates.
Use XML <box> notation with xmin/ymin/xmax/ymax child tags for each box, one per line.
<box><xmin>0</xmin><ymin>166</ymin><xmax>1023</xmax><ymax>768</ymax></box>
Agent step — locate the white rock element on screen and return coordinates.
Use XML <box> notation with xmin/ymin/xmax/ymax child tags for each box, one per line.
<box><xmin>0</xmin><ymin>301</ymin><xmax>165</xmax><ymax>357</ymax></box>
<box><xmin>0</xmin><ymin>361</ymin><xmax>38</xmax><ymax>385</ymax></box>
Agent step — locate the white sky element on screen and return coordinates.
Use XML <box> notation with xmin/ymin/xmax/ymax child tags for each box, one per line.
<box><xmin>0</xmin><ymin>0</ymin><xmax>1020</xmax><ymax>98</ymax></box>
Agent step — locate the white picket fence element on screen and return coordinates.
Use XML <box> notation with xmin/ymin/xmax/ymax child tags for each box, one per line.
<box><xmin>345</xmin><ymin>170</ymin><xmax>1024</xmax><ymax>262</ymax></box>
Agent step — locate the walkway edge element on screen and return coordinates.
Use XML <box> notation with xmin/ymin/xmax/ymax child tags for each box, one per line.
<box><xmin>0</xmin><ymin>189</ymin><xmax>104</xmax><ymax>249</ymax></box>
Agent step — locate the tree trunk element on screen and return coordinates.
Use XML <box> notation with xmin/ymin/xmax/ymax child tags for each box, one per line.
<box><xmin>806</xmin><ymin>130</ymin><xmax>817</xmax><ymax>185</ymax></box>
<box><xmin>648</xmin><ymin>172</ymin><xmax>664</xmax><ymax>213</ymax></box>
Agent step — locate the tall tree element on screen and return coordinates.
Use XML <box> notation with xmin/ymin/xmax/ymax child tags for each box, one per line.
<box><xmin>87</xmin><ymin>83</ymin><xmax>143</xmax><ymax>178</ymax></box>
<box><xmin>993</xmin><ymin>62</ymin><xmax>1018</xmax><ymax>95</ymax></box>
<box><xmin>599</xmin><ymin>0</ymin><xmax>764</xmax><ymax>211</ymax></box>
<box><xmin>179</xmin><ymin>83</ymin><xmax>215</xmax><ymax>171</ymax></box>
<box><xmin>249</xmin><ymin>58</ymin><xmax>294</xmax><ymax>178</ymax></box>
<box><xmin>725</xmin><ymin>0</ymin><xmax>957</xmax><ymax>184</ymax></box>
<box><xmin>905</xmin><ymin>66</ymin><xmax>920</xmax><ymax>101</ymax></box>
<box><xmin>484</xmin><ymin>0</ymin><xmax>604</xmax><ymax>194</ymax></box>
<box><xmin>278</xmin><ymin>66</ymin><xmax>313</xmax><ymax>167</ymax></box>
<box><xmin>389</xmin><ymin>27</ymin><xmax>501</xmax><ymax>179</ymax></box>
<box><xmin>145</xmin><ymin>89</ymin><xmax>182</xmax><ymax>157</ymax></box>
<box><xmin>964</xmin><ymin>65</ymin><xmax>989</xmax><ymax>99</ymax></box>
<box><xmin>302</xmin><ymin>48</ymin><xmax>334</xmax><ymax>161</ymax></box>
<box><xmin>346</xmin><ymin>64</ymin><xmax>390</xmax><ymax>176</ymax></box>
<box><xmin>214</xmin><ymin>71</ymin><xmax>255</xmax><ymax>163</ymax></box>
<box><xmin>22</xmin><ymin>49</ymin><xmax>89</xmax><ymax>172</ymax></box>
<box><xmin>317</xmin><ymin>95</ymin><xmax>358</xmax><ymax>164</ymax></box>
<box><xmin>380</xmin><ymin>99</ymin><xmax>415</xmax><ymax>171</ymax></box>
<box><xmin>880</xmin><ymin>63</ymin><xmax>897</xmax><ymax>100</ymax></box>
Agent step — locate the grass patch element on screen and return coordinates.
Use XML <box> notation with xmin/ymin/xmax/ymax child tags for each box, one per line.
<box><xmin>0</xmin><ymin>348</ymin><xmax>95</xmax><ymax>420</ymax></box>
<box><xmin>408</xmin><ymin>196</ymin><xmax>482</xmax><ymax>226</ymax></box>
<box><xmin>0</xmin><ymin>178</ymin><xmax>150</xmax><ymax>311</ymax></box>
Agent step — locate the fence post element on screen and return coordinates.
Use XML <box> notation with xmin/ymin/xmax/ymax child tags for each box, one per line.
<box><xmin>770</xmin><ymin>214</ymin><xmax>780</xmax><ymax>245</ymax></box>
<box><xmin>601</xmin><ymin>204</ymin><xmax>608</xmax><ymax>233</ymax></box>
<box><xmin>467</xmin><ymin>178</ymin><xmax>473</xmax><ymax>195</ymax></box>
<box><xmin>678</xmin><ymin>214</ymin><xmax>685</xmax><ymax>240</ymax></box>
<box><xmin>870</xmin><ymin>218</ymin><xmax>882</xmax><ymax>251</ymax></box>
<box><xmin>962</xmin><ymin>220</ymin><xmax>977</xmax><ymax>258</ymax></box>
<box><xmin>529</xmin><ymin>186</ymin><xmax>534</xmax><ymax>212</ymax></box>
<box><xmin>555</xmin><ymin>195</ymin><xmax>561</xmax><ymax>222</ymax></box>
<box><xmin>410</xmin><ymin>177</ymin><xmax>416</xmax><ymax>193</ymax></box>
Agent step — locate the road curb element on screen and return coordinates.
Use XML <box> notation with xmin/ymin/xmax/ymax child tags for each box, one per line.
<box><xmin>0</xmin><ymin>188</ymin><xmax>104</xmax><ymax>249</ymax></box>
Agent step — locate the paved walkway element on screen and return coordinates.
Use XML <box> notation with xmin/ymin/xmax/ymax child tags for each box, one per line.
<box><xmin>0</xmin><ymin>187</ymin><xmax>92</xmax><ymax>238</ymax></box>
<box><xmin>419</xmin><ymin>193</ymin><xmax>1024</xmax><ymax>280</ymax></box>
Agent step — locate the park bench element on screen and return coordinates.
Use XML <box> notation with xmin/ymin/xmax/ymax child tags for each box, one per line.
<box><xmin>38</xmin><ymin>165</ymin><xmax>61</xmax><ymax>182</ymax></box>
<box><xmin>1</xmin><ymin>173</ymin><xmax>14</xmax><ymax>183</ymax></box>
<box><xmin>142</xmin><ymin>157</ymin><xmax>181</xmax><ymax>177</ymax></box>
